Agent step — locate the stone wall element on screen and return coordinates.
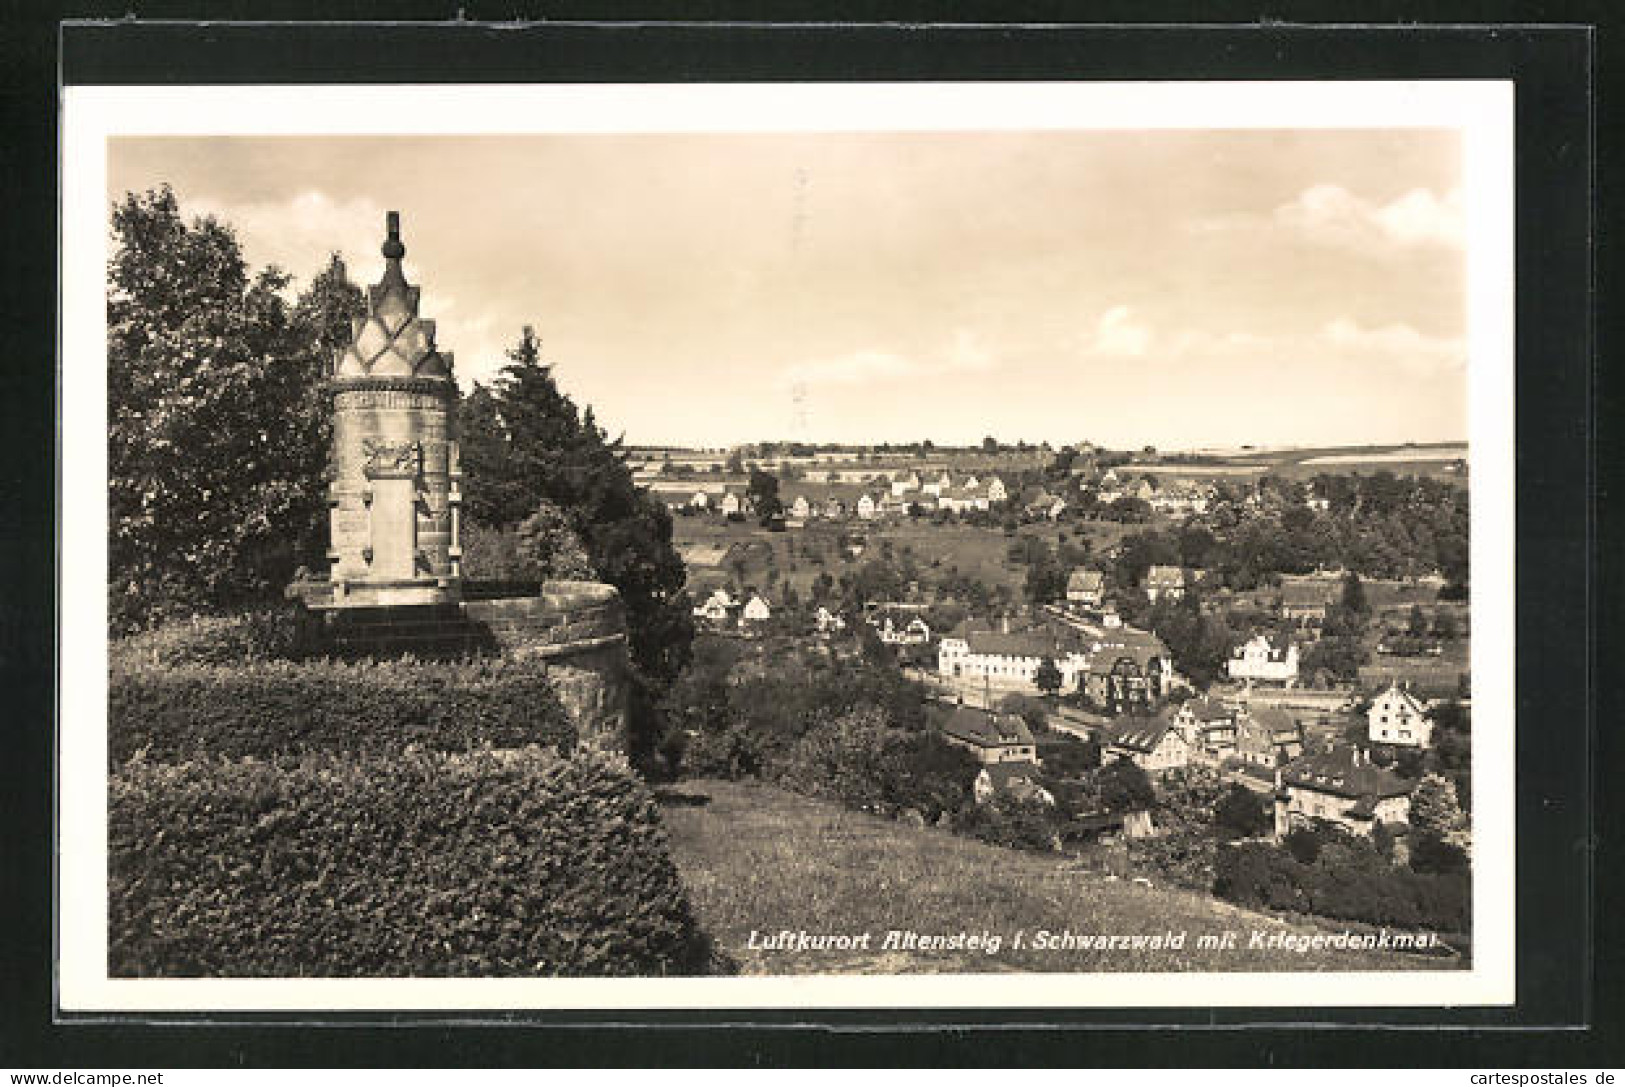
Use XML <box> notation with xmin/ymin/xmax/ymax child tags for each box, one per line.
<box><xmin>305</xmin><ymin>580</ymin><xmax>631</xmax><ymax>750</ymax></box>
<box><xmin>464</xmin><ymin>582</ymin><xmax>630</xmax><ymax>749</ymax></box>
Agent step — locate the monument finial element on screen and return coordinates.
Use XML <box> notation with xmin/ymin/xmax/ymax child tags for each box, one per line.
<box><xmin>382</xmin><ymin>211</ymin><xmax>405</xmax><ymax>260</ymax></box>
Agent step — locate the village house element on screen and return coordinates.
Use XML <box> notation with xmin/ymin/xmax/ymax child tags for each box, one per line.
<box><xmin>691</xmin><ymin>588</ymin><xmax>740</xmax><ymax>624</ymax></box>
<box><xmin>986</xmin><ymin>476</ymin><xmax>1009</xmax><ymax>504</ymax></box>
<box><xmin>1227</xmin><ymin>634</ymin><xmax>1301</xmax><ymax>687</ymax></box>
<box><xmin>1173</xmin><ymin>697</ymin><xmax>1240</xmax><ymax>762</ymax></box>
<box><xmin>789</xmin><ymin>494</ymin><xmax>813</xmax><ymax>520</ymax></box>
<box><xmin>1234</xmin><ymin>706</ymin><xmax>1306</xmax><ymax>768</ymax></box>
<box><xmin>974</xmin><ymin>762</ymin><xmax>1056</xmax><ymax>807</ymax></box>
<box><xmin>741</xmin><ymin>593</ymin><xmax>772</xmax><ymax>624</ymax></box>
<box><xmin>889</xmin><ymin>470</ymin><xmax>922</xmax><ymax>496</ymax></box>
<box><xmin>937</xmin><ymin>619</ymin><xmax>1090</xmax><ymax>691</ymax></box>
<box><xmin>869</xmin><ymin>610</ymin><xmax>932</xmax><ymax>645</ymax></box>
<box><xmin>1143</xmin><ymin>565</ymin><xmax>1189</xmax><ymax>603</ymax></box>
<box><xmin>718</xmin><ymin>488</ymin><xmax>750</xmax><ymax>517</ymax></box>
<box><xmin>1066</xmin><ymin>568</ymin><xmax>1105</xmax><ymax>606</ymax></box>
<box><xmin>855</xmin><ymin>492</ymin><xmax>880</xmax><ymax>520</ymax></box>
<box><xmin>814</xmin><ymin>606</ymin><xmax>846</xmax><ymax>635</ymax></box>
<box><xmin>1367</xmin><ymin>681</ymin><xmax>1434</xmax><ymax>748</ymax></box>
<box><xmin>1081</xmin><ymin>641</ymin><xmax>1172</xmax><ymax>714</ymax></box>
<box><xmin>938</xmin><ymin>704</ymin><xmax>1039</xmax><ymax>765</ymax></box>
<box><xmin>1278</xmin><ymin>576</ymin><xmax>1340</xmax><ymax>623</ymax></box>
<box><xmin>1274</xmin><ymin>748</ymin><xmax>1412</xmax><ymax>837</ymax></box>
<box><xmin>923</xmin><ymin>470</ymin><xmax>954</xmax><ymax>497</ymax></box>
<box><xmin>1102</xmin><ymin>716</ymin><xmax>1191</xmax><ymax>773</ymax></box>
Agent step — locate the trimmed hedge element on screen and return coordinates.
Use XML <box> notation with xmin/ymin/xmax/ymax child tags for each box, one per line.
<box><xmin>110</xmin><ymin>656</ymin><xmax>576</xmax><ymax>763</ymax></box>
<box><xmin>109</xmin><ymin>610</ymin><xmax>315</xmax><ymax>670</ymax></box>
<box><xmin>109</xmin><ymin>745</ymin><xmax>717</xmax><ymax>977</ymax></box>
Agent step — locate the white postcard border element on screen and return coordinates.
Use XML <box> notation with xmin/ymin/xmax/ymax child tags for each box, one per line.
<box><xmin>59</xmin><ymin>79</ymin><xmax>1516</xmax><ymax>1012</ymax></box>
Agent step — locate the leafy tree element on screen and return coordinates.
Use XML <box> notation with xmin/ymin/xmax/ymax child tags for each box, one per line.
<box><xmin>1034</xmin><ymin>656</ymin><xmax>1064</xmax><ymax>696</ymax></box>
<box><xmin>1408</xmin><ymin>832</ymin><xmax>1469</xmax><ymax>875</ymax></box>
<box><xmin>515</xmin><ymin>501</ymin><xmax>596</xmax><ymax>580</ymax></box>
<box><xmin>457</xmin><ymin>326</ymin><xmax>694</xmax><ymax>688</ymax></box>
<box><xmin>747</xmin><ymin>466</ymin><xmax>783</xmax><ymax>523</ymax></box>
<box><xmin>982</xmin><ymin>435</ymin><xmax>999</xmax><ymax>453</ymax></box>
<box><xmin>1339</xmin><ymin>571</ymin><xmax>1369</xmax><ymax>615</ymax></box>
<box><xmin>1096</xmin><ymin>758</ymin><xmax>1155</xmax><ymax>813</ymax></box>
<box><xmin>1409</xmin><ymin>773</ymin><xmax>1466</xmax><ymax>838</ymax></box>
<box><xmin>107</xmin><ymin>187</ymin><xmax>363</xmax><ymax>630</ymax></box>
<box><xmin>1407</xmin><ymin>604</ymin><xmax>1429</xmax><ymax>638</ymax></box>
<box><xmin>1215</xmin><ymin>783</ymin><xmax>1270</xmax><ymax>838</ymax></box>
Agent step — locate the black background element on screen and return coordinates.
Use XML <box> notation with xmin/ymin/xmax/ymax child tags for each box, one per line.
<box><xmin>1</xmin><ymin>3</ymin><xmax>1612</xmax><ymax>1068</ymax></box>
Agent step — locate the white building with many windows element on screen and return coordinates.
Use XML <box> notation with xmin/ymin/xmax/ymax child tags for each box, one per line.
<box><xmin>1367</xmin><ymin>681</ymin><xmax>1433</xmax><ymax>747</ymax></box>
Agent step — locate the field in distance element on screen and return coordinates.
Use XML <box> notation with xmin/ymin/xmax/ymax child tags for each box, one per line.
<box><xmin>660</xmin><ymin>778</ymin><xmax>1457</xmax><ymax>975</ymax></box>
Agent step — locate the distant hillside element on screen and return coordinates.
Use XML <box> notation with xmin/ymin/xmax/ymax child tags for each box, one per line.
<box><xmin>661</xmin><ymin>779</ymin><xmax>1458</xmax><ymax>975</ymax></box>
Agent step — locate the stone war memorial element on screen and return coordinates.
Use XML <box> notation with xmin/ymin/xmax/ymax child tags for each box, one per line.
<box><xmin>289</xmin><ymin>213</ymin><xmax>628</xmax><ymax>746</ymax></box>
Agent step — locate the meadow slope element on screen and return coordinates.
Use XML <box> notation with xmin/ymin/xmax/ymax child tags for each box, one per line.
<box><xmin>661</xmin><ymin>778</ymin><xmax>1459</xmax><ymax>975</ymax></box>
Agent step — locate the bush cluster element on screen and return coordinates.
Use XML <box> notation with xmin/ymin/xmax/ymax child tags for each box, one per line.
<box><xmin>1213</xmin><ymin>838</ymin><xmax>1469</xmax><ymax>933</ymax></box>
<box><xmin>110</xmin><ymin>656</ymin><xmax>577</xmax><ymax>763</ymax></box>
<box><xmin>109</xmin><ymin>745</ymin><xmax>715</xmax><ymax>977</ymax></box>
<box><xmin>108</xmin><ymin>610</ymin><xmax>315</xmax><ymax>671</ymax></box>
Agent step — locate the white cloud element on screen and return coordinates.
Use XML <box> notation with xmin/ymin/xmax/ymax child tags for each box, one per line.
<box><xmin>1318</xmin><ymin>317</ymin><xmax>1466</xmax><ymax>378</ymax></box>
<box><xmin>1085</xmin><ymin>305</ymin><xmax>1153</xmax><ymax>357</ymax></box>
<box><xmin>782</xmin><ymin>329</ymin><xmax>998</xmax><ymax>387</ymax></box>
<box><xmin>188</xmin><ymin>189</ymin><xmax>398</xmax><ymax>285</ymax></box>
<box><xmin>1273</xmin><ymin>184</ymin><xmax>1464</xmax><ymax>252</ymax></box>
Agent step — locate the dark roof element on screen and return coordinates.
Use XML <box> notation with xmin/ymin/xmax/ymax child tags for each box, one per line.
<box><xmin>980</xmin><ymin>763</ymin><xmax>1041</xmax><ymax>789</ymax></box>
<box><xmin>1247</xmin><ymin>706</ymin><xmax>1303</xmax><ymax>737</ymax></box>
<box><xmin>1233</xmin><ymin>634</ymin><xmax>1295</xmax><ymax>660</ymax></box>
<box><xmin>941</xmin><ymin>706</ymin><xmax>1036</xmax><ymax>749</ymax></box>
<box><xmin>1280</xmin><ymin>749</ymin><xmax>1411</xmax><ymax>800</ymax></box>
<box><xmin>967</xmin><ymin>630</ymin><xmax>1069</xmax><ymax>658</ymax></box>
<box><xmin>1067</xmin><ymin>568</ymin><xmax>1105</xmax><ymax>592</ymax></box>
<box><xmin>1279</xmin><ymin>578</ymin><xmax>1341</xmax><ymax>607</ymax></box>
<box><xmin>1180</xmin><ymin>697</ymin><xmax>1235</xmax><ymax>722</ymax></box>
<box><xmin>1104</xmin><ymin>716</ymin><xmax>1177</xmax><ymax>753</ymax></box>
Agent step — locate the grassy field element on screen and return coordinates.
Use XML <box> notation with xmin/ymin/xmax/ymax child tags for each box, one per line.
<box><xmin>673</xmin><ymin>516</ymin><xmax>1129</xmax><ymax>602</ymax></box>
<box><xmin>659</xmin><ymin>778</ymin><xmax>1455</xmax><ymax>975</ymax></box>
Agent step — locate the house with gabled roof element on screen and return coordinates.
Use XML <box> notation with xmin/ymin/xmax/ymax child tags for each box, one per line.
<box><xmin>1367</xmin><ymin>681</ymin><xmax>1433</xmax><ymax>748</ymax></box>
<box><xmin>1278</xmin><ymin>576</ymin><xmax>1339</xmax><ymax>622</ymax></box>
<box><xmin>1143</xmin><ymin>565</ymin><xmax>1189</xmax><ymax>603</ymax></box>
<box><xmin>974</xmin><ymin>762</ymin><xmax>1056</xmax><ymax>806</ymax></box>
<box><xmin>1273</xmin><ymin>747</ymin><xmax>1412</xmax><ymax>837</ymax></box>
<box><xmin>1066</xmin><ymin>568</ymin><xmax>1106</xmax><ymax>606</ymax></box>
<box><xmin>1173</xmin><ymin>696</ymin><xmax>1241</xmax><ymax>761</ymax></box>
<box><xmin>1102</xmin><ymin>716</ymin><xmax>1191</xmax><ymax>773</ymax></box>
<box><xmin>1228</xmin><ymin>634</ymin><xmax>1300</xmax><ymax>687</ymax></box>
<box><xmin>1235</xmin><ymin>705</ymin><xmax>1305</xmax><ymax>768</ymax></box>
<box><xmin>939</xmin><ymin>704</ymin><xmax>1039</xmax><ymax>765</ymax></box>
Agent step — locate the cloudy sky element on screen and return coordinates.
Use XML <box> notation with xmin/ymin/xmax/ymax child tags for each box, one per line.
<box><xmin>109</xmin><ymin>130</ymin><xmax>1466</xmax><ymax>450</ymax></box>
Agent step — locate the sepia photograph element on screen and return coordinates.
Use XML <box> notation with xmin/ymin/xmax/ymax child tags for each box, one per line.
<box><xmin>56</xmin><ymin>79</ymin><xmax>1516</xmax><ymax>1012</ymax></box>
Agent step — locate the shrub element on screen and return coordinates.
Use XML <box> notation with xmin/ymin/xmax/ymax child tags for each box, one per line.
<box><xmin>110</xmin><ymin>656</ymin><xmax>576</xmax><ymax>763</ymax></box>
<box><xmin>1214</xmin><ymin>783</ymin><xmax>1271</xmax><ymax>838</ymax></box>
<box><xmin>108</xmin><ymin>610</ymin><xmax>315</xmax><ymax>670</ymax></box>
<box><xmin>109</xmin><ymin>745</ymin><xmax>718</xmax><ymax>977</ymax></box>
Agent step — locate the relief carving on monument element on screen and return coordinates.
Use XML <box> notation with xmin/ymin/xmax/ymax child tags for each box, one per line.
<box><xmin>362</xmin><ymin>439</ymin><xmax>422</xmax><ymax>480</ymax></box>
